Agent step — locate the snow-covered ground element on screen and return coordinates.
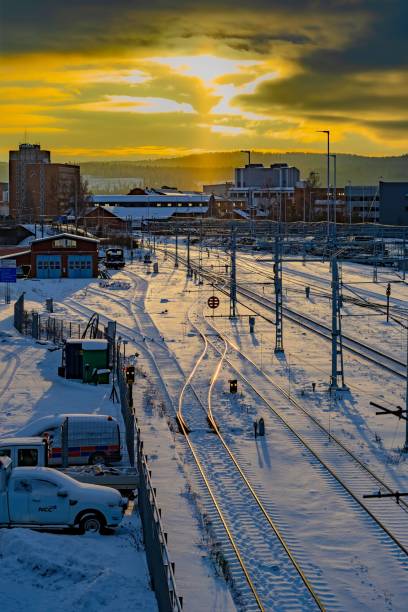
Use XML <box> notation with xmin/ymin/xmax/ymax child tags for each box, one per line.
<box><xmin>0</xmin><ymin>289</ymin><xmax>156</xmax><ymax>612</ymax></box>
<box><xmin>0</xmin><ymin>514</ymin><xmax>156</xmax><ymax>612</ymax></box>
<box><xmin>2</xmin><ymin>242</ymin><xmax>408</xmax><ymax>611</ymax></box>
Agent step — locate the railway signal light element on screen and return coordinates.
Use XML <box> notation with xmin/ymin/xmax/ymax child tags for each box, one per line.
<box><xmin>229</xmin><ymin>379</ymin><xmax>237</xmax><ymax>394</ymax></box>
<box><xmin>386</xmin><ymin>282</ymin><xmax>391</xmax><ymax>322</ymax></box>
<box><xmin>125</xmin><ymin>365</ymin><xmax>135</xmax><ymax>384</ymax></box>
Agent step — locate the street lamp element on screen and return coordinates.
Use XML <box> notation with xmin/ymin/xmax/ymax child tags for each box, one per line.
<box><xmin>240</xmin><ymin>150</ymin><xmax>251</xmax><ymax>166</ymax></box>
<box><xmin>330</xmin><ymin>153</ymin><xmax>337</xmax><ymax>237</ymax></box>
<box><xmin>317</xmin><ymin>130</ymin><xmax>331</xmax><ymax>236</ymax></box>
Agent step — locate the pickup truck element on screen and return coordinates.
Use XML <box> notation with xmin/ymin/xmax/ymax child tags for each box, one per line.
<box><xmin>0</xmin><ymin>437</ymin><xmax>138</xmax><ymax>496</ymax></box>
<box><xmin>0</xmin><ymin>456</ymin><xmax>127</xmax><ymax>533</ymax></box>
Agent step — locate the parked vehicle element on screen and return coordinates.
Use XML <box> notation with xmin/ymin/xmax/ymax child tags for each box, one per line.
<box><xmin>105</xmin><ymin>248</ymin><xmax>125</xmax><ymax>269</ymax></box>
<box><xmin>0</xmin><ymin>456</ymin><xmax>127</xmax><ymax>533</ymax></box>
<box><xmin>0</xmin><ymin>437</ymin><xmax>138</xmax><ymax>495</ymax></box>
<box><xmin>13</xmin><ymin>414</ymin><xmax>122</xmax><ymax>466</ymax></box>
<box><xmin>0</xmin><ymin>437</ymin><xmax>50</xmax><ymax>467</ymax></box>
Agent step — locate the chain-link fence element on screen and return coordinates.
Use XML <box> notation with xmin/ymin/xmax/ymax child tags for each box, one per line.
<box><xmin>14</xmin><ymin>292</ymin><xmax>89</xmax><ymax>343</ymax></box>
<box><xmin>115</xmin><ymin>352</ymin><xmax>182</xmax><ymax>611</ymax></box>
<box><xmin>136</xmin><ymin>428</ymin><xmax>183</xmax><ymax>612</ymax></box>
<box><xmin>116</xmin><ymin>354</ymin><xmax>135</xmax><ymax>468</ymax></box>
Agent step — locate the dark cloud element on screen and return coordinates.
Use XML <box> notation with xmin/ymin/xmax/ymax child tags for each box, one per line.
<box><xmin>236</xmin><ymin>69</ymin><xmax>408</xmax><ymax>117</ymax></box>
<box><xmin>0</xmin><ymin>0</ymin><xmax>377</xmax><ymax>55</ymax></box>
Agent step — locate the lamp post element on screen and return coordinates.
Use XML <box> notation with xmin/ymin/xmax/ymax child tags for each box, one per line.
<box><xmin>240</xmin><ymin>150</ymin><xmax>251</xmax><ymax>166</ymax></box>
<box><xmin>330</xmin><ymin>153</ymin><xmax>337</xmax><ymax>242</ymax></box>
<box><xmin>317</xmin><ymin>130</ymin><xmax>331</xmax><ymax>236</ymax></box>
<box><xmin>347</xmin><ymin>180</ymin><xmax>352</xmax><ymax>224</ymax></box>
<box><xmin>240</xmin><ymin>150</ymin><xmax>254</xmax><ymax>236</ymax></box>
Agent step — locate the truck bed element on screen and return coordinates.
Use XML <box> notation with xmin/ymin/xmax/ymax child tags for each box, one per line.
<box><xmin>59</xmin><ymin>465</ymin><xmax>139</xmax><ymax>495</ymax></box>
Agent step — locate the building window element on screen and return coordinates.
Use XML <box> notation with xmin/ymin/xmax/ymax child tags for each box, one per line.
<box><xmin>52</xmin><ymin>239</ymin><xmax>77</xmax><ymax>248</ymax></box>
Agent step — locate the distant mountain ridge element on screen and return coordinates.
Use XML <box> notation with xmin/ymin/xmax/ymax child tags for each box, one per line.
<box><xmin>2</xmin><ymin>151</ymin><xmax>408</xmax><ymax>191</ymax></box>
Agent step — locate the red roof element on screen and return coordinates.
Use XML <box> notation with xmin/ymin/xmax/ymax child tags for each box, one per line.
<box><xmin>0</xmin><ymin>247</ymin><xmax>30</xmax><ymax>257</ymax></box>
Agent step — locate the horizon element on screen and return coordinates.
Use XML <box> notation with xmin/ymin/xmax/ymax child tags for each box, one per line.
<box><xmin>1</xmin><ymin>148</ymin><xmax>408</xmax><ymax>166</ymax></box>
<box><xmin>1</xmin><ymin>2</ymin><xmax>408</xmax><ymax>161</ymax></box>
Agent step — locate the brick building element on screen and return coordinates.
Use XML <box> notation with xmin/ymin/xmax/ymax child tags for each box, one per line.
<box><xmin>81</xmin><ymin>206</ymin><xmax>129</xmax><ymax>236</ymax></box>
<box><xmin>9</xmin><ymin>144</ymin><xmax>80</xmax><ymax>223</ymax></box>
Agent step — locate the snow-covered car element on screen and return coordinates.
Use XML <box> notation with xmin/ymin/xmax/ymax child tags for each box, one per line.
<box><xmin>0</xmin><ymin>457</ymin><xmax>127</xmax><ymax>534</ymax></box>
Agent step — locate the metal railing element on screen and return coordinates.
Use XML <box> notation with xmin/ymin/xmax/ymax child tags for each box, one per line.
<box><xmin>115</xmin><ymin>353</ymin><xmax>182</xmax><ymax>611</ymax></box>
<box><xmin>136</xmin><ymin>428</ymin><xmax>183</xmax><ymax>612</ymax></box>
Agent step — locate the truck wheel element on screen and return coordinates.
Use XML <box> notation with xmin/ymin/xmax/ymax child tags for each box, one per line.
<box><xmin>89</xmin><ymin>452</ymin><xmax>107</xmax><ymax>465</ymax></box>
<box><xmin>79</xmin><ymin>514</ymin><xmax>103</xmax><ymax>534</ymax></box>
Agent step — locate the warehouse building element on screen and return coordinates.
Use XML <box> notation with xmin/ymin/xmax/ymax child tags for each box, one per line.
<box><xmin>1</xmin><ymin>232</ymin><xmax>99</xmax><ymax>279</ymax></box>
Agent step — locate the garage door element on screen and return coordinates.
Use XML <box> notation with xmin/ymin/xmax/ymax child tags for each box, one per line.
<box><xmin>67</xmin><ymin>255</ymin><xmax>93</xmax><ymax>278</ymax></box>
<box><xmin>36</xmin><ymin>255</ymin><xmax>61</xmax><ymax>279</ymax></box>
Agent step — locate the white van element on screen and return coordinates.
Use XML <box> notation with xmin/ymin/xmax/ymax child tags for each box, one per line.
<box><xmin>13</xmin><ymin>414</ymin><xmax>122</xmax><ymax>466</ymax></box>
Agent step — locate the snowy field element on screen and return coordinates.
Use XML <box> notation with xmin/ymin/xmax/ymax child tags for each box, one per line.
<box><xmin>1</xmin><ymin>242</ymin><xmax>408</xmax><ymax>611</ymax></box>
<box><xmin>0</xmin><ymin>288</ymin><xmax>157</xmax><ymax>612</ymax></box>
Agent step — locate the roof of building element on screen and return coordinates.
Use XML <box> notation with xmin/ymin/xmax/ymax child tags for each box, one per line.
<box><xmin>0</xmin><ymin>249</ymin><xmax>31</xmax><ymax>260</ymax></box>
<box><xmin>102</xmin><ymin>205</ymin><xmax>208</xmax><ymax>221</ymax></box>
<box><xmin>91</xmin><ymin>193</ymin><xmax>211</xmax><ymax>205</ymax></box>
<box><xmin>31</xmin><ymin>232</ymin><xmax>99</xmax><ymax>244</ymax></box>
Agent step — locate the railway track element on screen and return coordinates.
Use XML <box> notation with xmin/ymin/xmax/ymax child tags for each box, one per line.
<box><xmin>60</xmin><ymin>272</ymin><xmax>408</xmax><ymax>607</ymax></box>
<box><xmin>236</xmin><ymin>284</ymin><xmax>407</xmax><ymax>379</ymax></box>
<box><xmin>199</xmin><ymin>313</ymin><xmax>408</xmax><ymax>557</ymax></box>
<box><xmin>177</xmin><ymin>310</ymin><xmax>324</xmax><ymax>611</ymax></box>
<box><xmin>160</xmin><ymin>248</ymin><xmax>406</xmax><ymax>378</ymax></box>
<box><xmin>63</xmin><ymin>285</ymin><xmax>324</xmax><ymax>610</ymax></box>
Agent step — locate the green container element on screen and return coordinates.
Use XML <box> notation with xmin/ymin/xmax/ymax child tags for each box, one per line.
<box><xmin>82</xmin><ymin>340</ymin><xmax>109</xmax><ymax>384</ymax></box>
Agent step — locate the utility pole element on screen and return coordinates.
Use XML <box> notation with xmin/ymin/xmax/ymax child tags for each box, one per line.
<box><xmin>274</xmin><ymin>234</ymin><xmax>284</xmax><ymax>353</ymax></box>
<box><xmin>330</xmin><ymin>255</ymin><xmax>346</xmax><ymax>391</ymax></box>
<box><xmin>317</xmin><ymin>130</ymin><xmax>331</xmax><ymax>239</ymax></box>
<box><xmin>186</xmin><ymin>232</ymin><xmax>191</xmax><ymax>277</ymax></box>
<box><xmin>175</xmin><ymin>223</ymin><xmax>179</xmax><ymax>268</ymax></box>
<box><xmin>331</xmin><ymin>153</ymin><xmax>337</xmax><ymax>245</ymax></box>
<box><xmin>230</xmin><ymin>227</ymin><xmax>237</xmax><ymax>319</ymax></box>
<box><xmin>240</xmin><ymin>150</ymin><xmax>251</xmax><ymax>166</ymax></box>
<box><xmin>405</xmin><ymin>325</ymin><xmax>408</xmax><ymax>451</ymax></box>
<box><xmin>198</xmin><ymin>220</ymin><xmax>203</xmax><ymax>284</ymax></box>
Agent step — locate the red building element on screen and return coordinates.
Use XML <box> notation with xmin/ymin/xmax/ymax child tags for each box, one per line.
<box><xmin>80</xmin><ymin>206</ymin><xmax>129</xmax><ymax>236</ymax></box>
<box><xmin>2</xmin><ymin>233</ymin><xmax>99</xmax><ymax>278</ymax></box>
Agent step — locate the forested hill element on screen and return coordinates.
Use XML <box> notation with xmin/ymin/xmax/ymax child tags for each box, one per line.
<box><xmin>2</xmin><ymin>152</ymin><xmax>408</xmax><ymax>191</ymax></box>
<box><xmin>80</xmin><ymin>152</ymin><xmax>408</xmax><ymax>190</ymax></box>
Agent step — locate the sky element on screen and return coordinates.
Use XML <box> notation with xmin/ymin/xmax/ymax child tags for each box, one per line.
<box><xmin>0</xmin><ymin>0</ymin><xmax>407</xmax><ymax>161</ymax></box>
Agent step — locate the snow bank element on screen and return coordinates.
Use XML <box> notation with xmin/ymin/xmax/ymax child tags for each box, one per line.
<box><xmin>0</xmin><ymin>514</ymin><xmax>157</xmax><ymax>612</ymax></box>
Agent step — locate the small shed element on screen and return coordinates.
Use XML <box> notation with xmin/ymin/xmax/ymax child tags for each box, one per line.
<box><xmin>82</xmin><ymin>339</ymin><xmax>109</xmax><ymax>383</ymax></box>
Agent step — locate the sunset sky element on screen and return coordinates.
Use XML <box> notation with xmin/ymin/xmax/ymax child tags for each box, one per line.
<box><xmin>0</xmin><ymin>1</ymin><xmax>407</xmax><ymax>161</ymax></box>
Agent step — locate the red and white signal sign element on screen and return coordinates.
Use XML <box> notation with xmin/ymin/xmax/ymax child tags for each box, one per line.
<box><xmin>207</xmin><ymin>295</ymin><xmax>220</xmax><ymax>309</ymax></box>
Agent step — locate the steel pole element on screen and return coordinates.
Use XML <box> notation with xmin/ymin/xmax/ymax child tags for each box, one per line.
<box><xmin>175</xmin><ymin>224</ymin><xmax>179</xmax><ymax>268</ymax></box>
<box><xmin>331</xmin><ymin>255</ymin><xmax>338</xmax><ymax>391</ymax></box>
<box><xmin>405</xmin><ymin>326</ymin><xmax>408</xmax><ymax>451</ymax></box>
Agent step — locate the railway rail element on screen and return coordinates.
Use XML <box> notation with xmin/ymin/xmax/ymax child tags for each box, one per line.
<box><xmin>63</xmin><ymin>287</ymin><xmax>324</xmax><ymax>610</ymax></box>
<box><xmin>176</xmin><ymin>309</ymin><xmax>325</xmax><ymax>611</ymax></box>
<box><xmin>61</xmin><ymin>271</ymin><xmax>408</xmax><ymax>608</ymax></box>
<box><xmin>159</xmin><ymin>247</ymin><xmax>406</xmax><ymax>378</ymax></box>
<box><xmin>199</xmin><ymin>313</ymin><xmax>408</xmax><ymax>556</ymax></box>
